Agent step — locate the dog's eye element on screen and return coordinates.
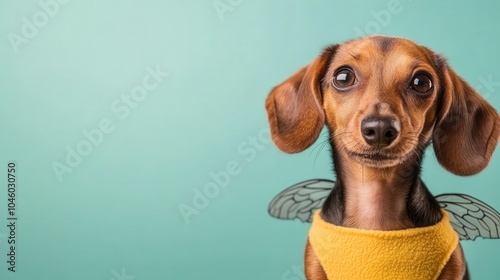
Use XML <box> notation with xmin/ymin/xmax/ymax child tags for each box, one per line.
<box><xmin>410</xmin><ymin>73</ymin><xmax>433</xmax><ymax>94</ymax></box>
<box><xmin>333</xmin><ymin>69</ymin><xmax>356</xmax><ymax>89</ymax></box>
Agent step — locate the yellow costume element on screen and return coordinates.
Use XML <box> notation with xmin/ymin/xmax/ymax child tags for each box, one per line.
<box><xmin>308</xmin><ymin>209</ymin><xmax>459</xmax><ymax>280</ymax></box>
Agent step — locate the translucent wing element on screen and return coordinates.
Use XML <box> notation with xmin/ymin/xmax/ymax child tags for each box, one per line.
<box><xmin>268</xmin><ymin>179</ymin><xmax>334</xmax><ymax>223</ymax></box>
<box><xmin>436</xmin><ymin>193</ymin><xmax>500</xmax><ymax>240</ymax></box>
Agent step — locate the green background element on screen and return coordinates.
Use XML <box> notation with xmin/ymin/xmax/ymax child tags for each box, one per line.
<box><xmin>1</xmin><ymin>0</ymin><xmax>500</xmax><ymax>279</ymax></box>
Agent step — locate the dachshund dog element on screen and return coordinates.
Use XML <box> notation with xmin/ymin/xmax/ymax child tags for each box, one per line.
<box><xmin>265</xmin><ymin>36</ymin><xmax>500</xmax><ymax>279</ymax></box>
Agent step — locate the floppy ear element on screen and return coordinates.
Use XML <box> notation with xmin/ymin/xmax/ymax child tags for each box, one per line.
<box><xmin>265</xmin><ymin>46</ymin><xmax>337</xmax><ymax>153</ymax></box>
<box><xmin>433</xmin><ymin>59</ymin><xmax>500</xmax><ymax>176</ymax></box>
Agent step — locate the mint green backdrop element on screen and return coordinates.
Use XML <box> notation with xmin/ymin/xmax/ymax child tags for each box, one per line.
<box><xmin>1</xmin><ymin>0</ymin><xmax>499</xmax><ymax>279</ymax></box>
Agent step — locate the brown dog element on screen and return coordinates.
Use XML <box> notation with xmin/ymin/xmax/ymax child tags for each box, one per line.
<box><xmin>266</xmin><ymin>36</ymin><xmax>500</xmax><ymax>279</ymax></box>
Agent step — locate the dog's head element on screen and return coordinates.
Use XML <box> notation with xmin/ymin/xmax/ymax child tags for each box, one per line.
<box><xmin>266</xmin><ymin>36</ymin><xmax>500</xmax><ymax>176</ymax></box>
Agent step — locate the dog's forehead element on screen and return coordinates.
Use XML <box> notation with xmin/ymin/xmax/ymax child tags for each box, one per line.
<box><xmin>334</xmin><ymin>36</ymin><xmax>434</xmax><ymax>66</ymax></box>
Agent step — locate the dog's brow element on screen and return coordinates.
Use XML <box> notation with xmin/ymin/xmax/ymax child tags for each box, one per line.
<box><xmin>338</xmin><ymin>50</ymin><xmax>359</xmax><ymax>60</ymax></box>
<box><xmin>410</xmin><ymin>59</ymin><xmax>422</xmax><ymax>70</ymax></box>
<box><xmin>409</xmin><ymin>55</ymin><xmax>432</xmax><ymax>71</ymax></box>
<box><xmin>411</xmin><ymin>52</ymin><xmax>435</xmax><ymax>67</ymax></box>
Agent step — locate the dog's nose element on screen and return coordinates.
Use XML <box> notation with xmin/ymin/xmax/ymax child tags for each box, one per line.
<box><xmin>361</xmin><ymin>116</ymin><xmax>400</xmax><ymax>147</ymax></box>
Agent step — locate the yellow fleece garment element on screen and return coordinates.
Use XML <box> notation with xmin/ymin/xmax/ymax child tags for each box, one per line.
<box><xmin>309</xmin><ymin>209</ymin><xmax>459</xmax><ymax>280</ymax></box>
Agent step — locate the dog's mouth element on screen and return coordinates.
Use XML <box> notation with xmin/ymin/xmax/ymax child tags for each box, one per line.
<box><xmin>349</xmin><ymin>151</ymin><xmax>398</xmax><ymax>160</ymax></box>
<box><xmin>346</xmin><ymin>149</ymin><xmax>411</xmax><ymax>167</ymax></box>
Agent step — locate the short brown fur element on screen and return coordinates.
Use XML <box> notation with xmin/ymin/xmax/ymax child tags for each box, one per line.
<box><xmin>266</xmin><ymin>36</ymin><xmax>500</xmax><ymax>279</ymax></box>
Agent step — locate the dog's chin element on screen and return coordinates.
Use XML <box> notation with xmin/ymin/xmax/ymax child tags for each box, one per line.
<box><xmin>347</xmin><ymin>150</ymin><xmax>411</xmax><ymax>168</ymax></box>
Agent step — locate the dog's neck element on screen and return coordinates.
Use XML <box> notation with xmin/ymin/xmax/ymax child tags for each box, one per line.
<box><xmin>321</xmin><ymin>148</ymin><xmax>442</xmax><ymax>230</ymax></box>
<box><xmin>341</xmin><ymin>158</ymin><xmax>413</xmax><ymax>230</ymax></box>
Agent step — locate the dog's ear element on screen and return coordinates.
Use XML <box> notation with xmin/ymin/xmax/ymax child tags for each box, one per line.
<box><xmin>433</xmin><ymin>58</ymin><xmax>500</xmax><ymax>176</ymax></box>
<box><xmin>265</xmin><ymin>46</ymin><xmax>337</xmax><ymax>153</ymax></box>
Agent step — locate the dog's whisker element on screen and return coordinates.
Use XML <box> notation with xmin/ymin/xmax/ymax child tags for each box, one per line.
<box><xmin>313</xmin><ymin>139</ymin><xmax>331</xmax><ymax>165</ymax></box>
<box><xmin>309</xmin><ymin>138</ymin><xmax>330</xmax><ymax>156</ymax></box>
